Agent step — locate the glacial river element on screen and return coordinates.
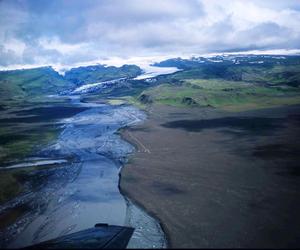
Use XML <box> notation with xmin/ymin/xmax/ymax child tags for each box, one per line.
<box><xmin>1</xmin><ymin>97</ymin><xmax>166</xmax><ymax>248</ymax></box>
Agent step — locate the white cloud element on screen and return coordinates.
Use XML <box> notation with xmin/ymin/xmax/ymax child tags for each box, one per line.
<box><xmin>0</xmin><ymin>0</ymin><xmax>299</xmax><ymax>68</ymax></box>
<box><xmin>2</xmin><ymin>38</ymin><xmax>26</xmax><ymax>56</ymax></box>
<box><xmin>38</xmin><ymin>37</ymin><xmax>89</xmax><ymax>55</ymax></box>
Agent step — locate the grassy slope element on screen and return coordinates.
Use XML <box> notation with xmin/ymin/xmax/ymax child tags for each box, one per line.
<box><xmin>154</xmin><ymin>55</ymin><xmax>300</xmax><ymax>86</ymax></box>
<box><xmin>0</xmin><ymin>125</ymin><xmax>60</xmax><ymax>163</ymax></box>
<box><xmin>136</xmin><ymin>79</ymin><xmax>300</xmax><ymax>111</ymax></box>
<box><xmin>132</xmin><ymin>61</ymin><xmax>300</xmax><ymax>112</ymax></box>
<box><xmin>0</xmin><ymin>67</ymin><xmax>73</xmax><ymax>103</ymax></box>
<box><xmin>64</xmin><ymin>64</ymin><xmax>142</xmax><ymax>85</ymax></box>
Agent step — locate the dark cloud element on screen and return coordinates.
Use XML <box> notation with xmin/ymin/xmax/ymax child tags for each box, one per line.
<box><xmin>0</xmin><ymin>0</ymin><xmax>300</xmax><ymax>68</ymax></box>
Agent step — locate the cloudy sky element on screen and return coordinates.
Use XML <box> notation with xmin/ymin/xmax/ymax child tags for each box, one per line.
<box><xmin>1</xmin><ymin>0</ymin><xmax>300</xmax><ymax>68</ymax></box>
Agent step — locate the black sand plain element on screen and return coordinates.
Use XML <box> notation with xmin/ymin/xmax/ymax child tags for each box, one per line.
<box><xmin>120</xmin><ymin>104</ymin><xmax>300</xmax><ymax>248</ymax></box>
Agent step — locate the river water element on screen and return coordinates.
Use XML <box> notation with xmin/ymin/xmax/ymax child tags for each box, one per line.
<box><xmin>1</xmin><ymin>97</ymin><xmax>166</xmax><ymax>248</ymax></box>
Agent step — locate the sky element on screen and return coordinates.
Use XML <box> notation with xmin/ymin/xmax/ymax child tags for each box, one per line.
<box><xmin>1</xmin><ymin>0</ymin><xmax>300</xmax><ymax>69</ymax></box>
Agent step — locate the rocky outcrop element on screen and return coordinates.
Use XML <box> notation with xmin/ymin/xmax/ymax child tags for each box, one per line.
<box><xmin>138</xmin><ymin>94</ymin><xmax>153</xmax><ymax>104</ymax></box>
<box><xmin>181</xmin><ymin>97</ymin><xmax>198</xmax><ymax>106</ymax></box>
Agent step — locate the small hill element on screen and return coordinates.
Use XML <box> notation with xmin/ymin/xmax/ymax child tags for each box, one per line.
<box><xmin>0</xmin><ymin>67</ymin><xmax>74</xmax><ymax>104</ymax></box>
<box><xmin>64</xmin><ymin>64</ymin><xmax>142</xmax><ymax>85</ymax></box>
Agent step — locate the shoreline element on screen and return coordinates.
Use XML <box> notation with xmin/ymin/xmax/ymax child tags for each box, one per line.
<box><xmin>118</xmin><ymin>177</ymin><xmax>171</xmax><ymax>248</ymax></box>
<box><xmin>117</xmin><ymin>106</ymin><xmax>169</xmax><ymax>248</ymax></box>
<box><xmin>118</xmin><ymin>107</ymin><xmax>173</xmax><ymax>247</ymax></box>
<box><xmin>118</xmin><ymin>127</ymin><xmax>171</xmax><ymax>248</ymax></box>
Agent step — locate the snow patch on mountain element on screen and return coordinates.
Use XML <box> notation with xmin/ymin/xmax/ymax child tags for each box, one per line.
<box><xmin>134</xmin><ymin>65</ymin><xmax>180</xmax><ymax>80</ymax></box>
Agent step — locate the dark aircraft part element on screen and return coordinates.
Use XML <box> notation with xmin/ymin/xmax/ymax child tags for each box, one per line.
<box><xmin>22</xmin><ymin>224</ymin><xmax>134</xmax><ymax>249</ymax></box>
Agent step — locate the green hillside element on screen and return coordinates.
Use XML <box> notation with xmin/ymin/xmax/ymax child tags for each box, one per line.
<box><xmin>134</xmin><ymin>79</ymin><xmax>300</xmax><ymax>111</ymax></box>
<box><xmin>129</xmin><ymin>56</ymin><xmax>300</xmax><ymax>112</ymax></box>
<box><xmin>64</xmin><ymin>64</ymin><xmax>142</xmax><ymax>85</ymax></box>
<box><xmin>154</xmin><ymin>56</ymin><xmax>300</xmax><ymax>87</ymax></box>
<box><xmin>0</xmin><ymin>67</ymin><xmax>74</xmax><ymax>106</ymax></box>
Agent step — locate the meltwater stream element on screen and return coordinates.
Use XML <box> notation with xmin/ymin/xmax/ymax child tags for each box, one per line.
<box><xmin>2</xmin><ymin>99</ymin><xmax>166</xmax><ymax>248</ymax></box>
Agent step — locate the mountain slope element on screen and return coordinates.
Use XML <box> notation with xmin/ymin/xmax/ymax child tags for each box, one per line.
<box><xmin>154</xmin><ymin>55</ymin><xmax>300</xmax><ymax>87</ymax></box>
<box><xmin>0</xmin><ymin>67</ymin><xmax>74</xmax><ymax>104</ymax></box>
<box><xmin>64</xmin><ymin>64</ymin><xmax>142</xmax><ymax>85</ymax></box>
